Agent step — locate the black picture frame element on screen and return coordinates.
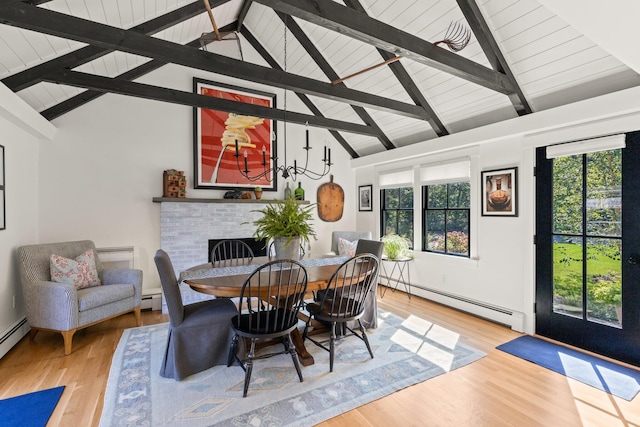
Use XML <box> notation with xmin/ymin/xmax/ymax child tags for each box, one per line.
<box><xmin>359</xmin><ymin>185</ymin><xmax>373</xmax><ymax>211</ymax></box>
<box><xmin>481</xmin><ymin>167</ymin><xmax>518</xmax><ymax>217</ymax></box>
<box><xmin>193</xmin><ymin>78</ymin><xmax>277</xmax><ymax>191</ymax></box>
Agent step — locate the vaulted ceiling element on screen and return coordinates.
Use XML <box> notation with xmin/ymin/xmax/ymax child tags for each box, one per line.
<box><xmin>1</xmin><ymin>0</ymin><xmax>638</xmax><ymax>158</ymax></box>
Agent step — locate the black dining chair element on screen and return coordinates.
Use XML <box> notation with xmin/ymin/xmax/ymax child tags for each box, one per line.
<box><xmin>154</xmin><ymin>249</ymin><xmax>238</xmax><ymax>380</ymax></box>
<box><xmin>303</xmin><ymin>254</ymin><xmax>379</xmax><ymax>372</ymax></box>
<box><xmin>211</xmin><ymin>239</ymin><xmax>254</xmax><ymax>267</ymax></box>
<box><xmin>227</xmin><ymin>259</ymin><xmax>308</xmax><ymax>397</ymax></box>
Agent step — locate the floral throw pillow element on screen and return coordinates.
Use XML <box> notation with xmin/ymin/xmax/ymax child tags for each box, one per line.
<box><xmin>50</xmin><ymin>249</ymin><xmax>102</xmax><ymax>289</ymax></box>
<box><xmin>338</xmin><ymin>238</ymin><xmax>358</xmax><ymax>257</ymax></box>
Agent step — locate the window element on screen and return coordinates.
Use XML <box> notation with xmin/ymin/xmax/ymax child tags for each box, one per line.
<box><xmin>380</xmin><ymin>187</ymin><xmax>413</xmax><ymax>245</ymax></box>
<box><xmin>423</xmin><ymin>182</ymin><xmax>470</xmax><ymax>256</ymax></box>
<box><xmin>420</xmin><ymin>159</ymin><xmax>471</xmax><ymax>257</ymax></box>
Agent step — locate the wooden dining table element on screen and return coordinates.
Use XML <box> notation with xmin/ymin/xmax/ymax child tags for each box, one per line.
<box><xmin>180</xmin><ymin>256</ymin><xmax>349</xmax><ymax>366</ymax></box>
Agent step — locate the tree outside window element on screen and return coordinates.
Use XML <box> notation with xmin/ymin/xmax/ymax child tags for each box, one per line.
<box><xmin>423</xmin><ymin>182</ymin><xmax>470</xmax><ymax>257</ymax></box>
<box><xmin>380</xmin><ymin>187</ymin><xmax>413</xmax><ymax>246</ymax></box>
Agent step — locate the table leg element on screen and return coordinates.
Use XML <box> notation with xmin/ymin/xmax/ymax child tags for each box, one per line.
<box><xmin>291</xmin><ymin>328</ymin><xmax>314</xmax><ymax>366</ymax></box>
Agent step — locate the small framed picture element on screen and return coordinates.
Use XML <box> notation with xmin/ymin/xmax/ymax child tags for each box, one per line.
<box><xmin>359</xmin><ymin>185</ymin><xmax>372</xmax><ymax>211</ymax></box>
<box><xmin>481</xmin><ymin>167</ymin><xmax>517</xmax><ymax>217</ymax></box>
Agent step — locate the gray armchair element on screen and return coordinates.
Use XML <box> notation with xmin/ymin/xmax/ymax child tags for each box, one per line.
<box><xmin>18</xmin><ymin>240</ymin><xmax>142</xmax><ymax>355</ymax></box>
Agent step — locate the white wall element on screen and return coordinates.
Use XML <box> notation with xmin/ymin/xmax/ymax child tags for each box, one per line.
<box><xmin>354</xmin><ymin>85</ymin><xmax>640</xmax><ymax>334</ymax></box>
<box><xmin>0</xmin><ymin>115</ymin><xmax>40</xmax><ymax>356</ymax></box>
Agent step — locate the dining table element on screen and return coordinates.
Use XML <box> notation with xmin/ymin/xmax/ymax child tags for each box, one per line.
<box><xmin>180</xmin><ymin>255</ymin><xmax>350</xmax><ymax>366</ymax></box>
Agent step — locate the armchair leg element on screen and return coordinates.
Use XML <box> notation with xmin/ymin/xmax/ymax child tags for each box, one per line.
<box><xmin>62</xmin><ymin>329</ymin><xmax>77</xmax><ymax>355</ymax></box>
<box><xmin>133</xmin><ymin>306</ymin><xmax>142</xmax><ymax>326</ymax></box>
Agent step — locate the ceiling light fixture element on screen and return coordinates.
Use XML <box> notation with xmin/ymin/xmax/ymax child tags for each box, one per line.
<box><xmin>234</xmin><ymin>15</ymin><xmax>332</xmax><ymax>183</ymax></box>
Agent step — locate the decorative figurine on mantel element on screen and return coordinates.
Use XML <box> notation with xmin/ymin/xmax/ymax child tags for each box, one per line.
<box><xmin>254</xmin><ymin>186</ymin><xmax>263</xmax><ymax>199</ymax></box>
<box><xmin>163</xmin><ymin>169</ymin><xmax>186</xmax><ymax>198</ymax></box>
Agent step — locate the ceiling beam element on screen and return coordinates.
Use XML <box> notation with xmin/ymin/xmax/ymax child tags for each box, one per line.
<box><xmin>343</xmin><ymin>0</ymin><xmax>449</xmax><ymax>137</ymax></box>
<box><xmin>237</xmin><ymin>0</ymin><xmax>253</xmax><ymax>29</ymax></box>
<box><xmin>241</xmin><ymin>26</ymin><xmax>360</xmax><ymax>158</ymax></box>
<box><xmin>252</xmin><ymin>0</ymin><xmax>514</xmax><ymax>95</ymax></box>
<box><xmin>2</xmin><ymin>0</ymin><xmax>222</xmax><ymax>92</ymax></box>
<box><xmin>456</xmin><ymin>0</ymin><xmax>532</xmax><ymax>115</ymax></box>
<box><xmin>276</xmin><ymin>11</ymin><xmax>395</xmax><ymax>151</ymax></box>
<box><xmin>0</xmin><ymin>2</ymin><xmax>428</xmax><ymax>120</ymax></box>
<box><xmin>43</xmin><ymin>70</ymin><xmax>379</xmax><ymax>136</ymax></box>
<box><xmin>41</xmin><ymin>36</ymin><xmax>208</xmax><ymax>120</ymax></box>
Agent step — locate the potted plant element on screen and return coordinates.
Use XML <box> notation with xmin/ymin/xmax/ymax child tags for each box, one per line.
<box><xmin>252</xmin><ymin>198</ymin><xmax>316</xmax><ymax>259</ymax></box>
<box><xmin>253</xmin><ymin>186</ymin><xmax>263</xmax><ymax>199</ymax></box>
<box><xmin>380</xmin><ymin>233</ymin><xmax>412</xmax><ymax>260</ymax></box>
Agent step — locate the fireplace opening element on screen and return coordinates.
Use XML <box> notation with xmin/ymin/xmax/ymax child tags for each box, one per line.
<box><xmin>208</xmin><ymin>238</ymin><xmax>268</xmax><ymax>262</ymax></box>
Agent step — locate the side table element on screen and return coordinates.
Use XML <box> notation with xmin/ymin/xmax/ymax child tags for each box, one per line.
<box><xmin>379</xmin><ymin>257</ymin><xmax>412</xmax><ymax>299</ymax></box>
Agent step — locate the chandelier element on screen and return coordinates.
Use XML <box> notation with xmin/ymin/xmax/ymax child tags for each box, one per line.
<box><xmin>233</xmin><ymin>16</ymin><xmax>332</xmax><ymax>183</ymax></box>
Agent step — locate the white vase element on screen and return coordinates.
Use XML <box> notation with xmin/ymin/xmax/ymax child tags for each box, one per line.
<box><xmin>273</xmin><ymin>236</ymin><xmax>301</xmax><ymax>260</ymax></box>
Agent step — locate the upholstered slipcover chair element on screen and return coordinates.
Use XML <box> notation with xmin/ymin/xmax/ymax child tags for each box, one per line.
<box><xmin>329</xmin><ymin>231</ymin><xmax>372</xmax><ymax>255</ymax></box>
<box><xmin>154</xmin><ymin>249</ymin><xmax>237</xmax><ymax>380</ymax></box>
<box><xmin>18</xmin><ymin>240</ymin><xmax>142</xmax><ymax>355</ymax></box>
<box><xmin>353</xmin><ymin>239</ymin><xmax>384</xmax><ymax>329</ymax></box>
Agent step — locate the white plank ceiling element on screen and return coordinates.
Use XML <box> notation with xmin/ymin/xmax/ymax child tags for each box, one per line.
<box><xmin>0</xmin><ymin>0</ymin><xmax>638</xmax><ymax>158</ymax></box>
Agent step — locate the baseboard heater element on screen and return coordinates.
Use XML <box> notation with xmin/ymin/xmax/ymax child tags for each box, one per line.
<box><xmin>96</xmin><ymin>246</ymin><xmax>134</xmax><ymax>269</ymax></box>
<box><xmin>379</xmin><ymin>276</ymin><xmax>525</xmax><ymax>332</ymax></box>
<box><xmin>0</xmin><ymin>316</ymin><xmax>29</xmax><ymax>360</ymax></box>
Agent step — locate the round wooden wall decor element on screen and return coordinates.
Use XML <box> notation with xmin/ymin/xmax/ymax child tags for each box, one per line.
<box><xmin>317</xmin><ymin>175</ymin><xmax>344</xmax><ymax>222</ymax></box>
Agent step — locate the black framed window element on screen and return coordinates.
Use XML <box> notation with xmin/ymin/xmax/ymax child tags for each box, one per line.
<box><xmin>423</xmin><ymin>182</ymin><xmax>470</xmax><ymax>257</ymax></box>
<box><xmin>380</xmin><ymin>187</ymin><xmax>413</xmax><ymax>246</ymax></box>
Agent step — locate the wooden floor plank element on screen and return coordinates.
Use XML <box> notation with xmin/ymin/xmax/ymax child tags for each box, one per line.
<box><xmin>1</xmin><ymin>292</ymin><xmax>640</xmax><ymax>426</ymax></box>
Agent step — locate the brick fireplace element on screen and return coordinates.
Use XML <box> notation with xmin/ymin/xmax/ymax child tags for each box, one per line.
<box><xmin>158</xmin><ymin>199</ymin><xmax>265</xmax><ymax>275</ymax></box>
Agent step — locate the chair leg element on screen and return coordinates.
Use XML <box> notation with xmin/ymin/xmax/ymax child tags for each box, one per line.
<box><xmin>227</xmin><ymin>335</ymin><xmax>238</xmax><ymax>367</ymax></box>
<box><xmin>61</xmin><ymin>329</ymin><xmax>77</xmax><ymax>355</ymax></box>
<box><xmin>358</xmin><ymin>320</ymin><xmax>374</xmax><ymax>359</ymax></box>
<box><xmin>133</xmin><ymin>306</ymin><xmax>142</xmax><ymax>326</ymax></box>
<box><xmin>285</xmin><ymin>334</ymin><xmax>303</xmax><ymax>382</ymax></box>
<box><xmin>329</xmin><ymin>322</ymin><xmax>336</xmax><ymax>372</ymax></box>
<box><xmin>243</xmin><ymin>339</ymin><xmax>256</xmax><ymax>398</ymax></box>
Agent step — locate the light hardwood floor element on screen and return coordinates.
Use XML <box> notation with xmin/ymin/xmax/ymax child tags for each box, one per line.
<box><xmin>2</xmin><ymin>291</ymin><xmax>640</xmax><ymax>426</ymax></box>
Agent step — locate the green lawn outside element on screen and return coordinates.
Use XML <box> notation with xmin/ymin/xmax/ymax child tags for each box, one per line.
<box><xmin>553</xmin><ymin>241</ymin><xmax>621</xmax><ymax>323</ymax></box>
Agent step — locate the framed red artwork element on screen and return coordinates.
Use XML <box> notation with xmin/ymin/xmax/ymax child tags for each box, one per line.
<box><xmin>193</xmin><ymin>78</ymin><xmax>277</xmax><ymax>190</ymax></box>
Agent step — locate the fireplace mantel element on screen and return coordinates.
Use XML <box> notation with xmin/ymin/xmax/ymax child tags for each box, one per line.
<box><xmin>152</xmin><ymin>197</ymin><xmax>309</xmax><ymax>204</ymax></box>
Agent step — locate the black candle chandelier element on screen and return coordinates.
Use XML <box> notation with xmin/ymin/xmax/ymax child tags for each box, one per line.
<box><xmin>233</xmin><ymin>16</ymin><xmax>332</xmax><ymax>183</ymax></box>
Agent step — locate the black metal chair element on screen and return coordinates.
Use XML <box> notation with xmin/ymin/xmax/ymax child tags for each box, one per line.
<box><xmin>210</xmin><ymin>239</ymin><xmax>254</xmax><ymax>267</ymax></box>
<box><xmin>303</xmin><ymin>254</ymin><xmax>379</xmax><ymax>372</ymax></box>
<box><xmin>154</xmin><ymin>249</ymin><xmax>237</xmax><ymax>380</ymax></box>
<box><xmin>227</xmin><ymin>259</ymin><xmax>308</xmax><ymax>397</ymax></box>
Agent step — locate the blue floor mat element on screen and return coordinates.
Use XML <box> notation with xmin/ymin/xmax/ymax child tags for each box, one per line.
<box><xmin>497</xmin><ymin>336</ymin><xmax>640</xmax><ymax>400</ymax></box>
<box><xmin>0</xmin><ymin>386</ymin><xmax>65</xmax><ymax>427</ymax></box>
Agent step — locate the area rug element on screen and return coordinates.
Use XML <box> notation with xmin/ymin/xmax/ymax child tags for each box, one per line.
<box><xmin>0</xmin><ymin>386</ymin><xmax>65</xmax><ymax>427</ymax></box>
<box><xmin>497</xmin><ymin>335</ymin><xmax>640</xmax><ymax>400</ymax></box>
<box><xmin>99</xmin><ymin>310</ymin><xmax>485</xmax><ymax>426</ymax></box>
